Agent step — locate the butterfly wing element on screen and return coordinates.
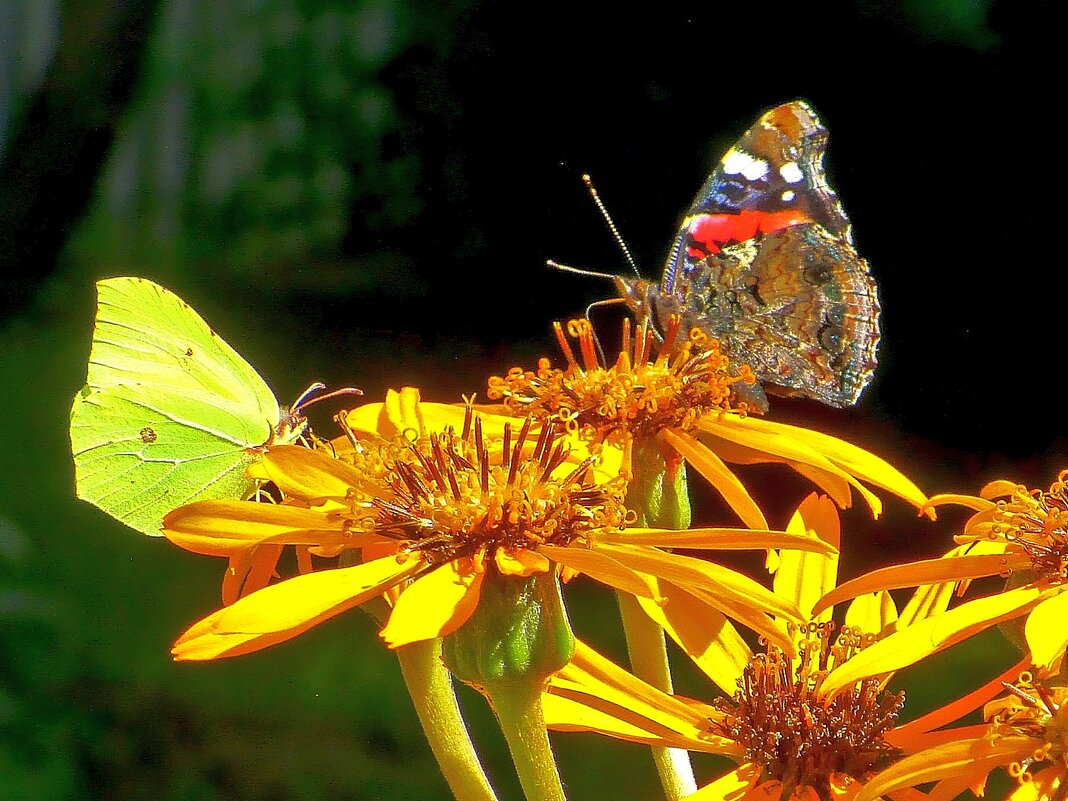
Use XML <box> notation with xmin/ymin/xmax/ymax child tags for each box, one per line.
<box><xmin>70</xmin><ymin>277</ymin><xmax>287</xmax><ymax>535</ymax></box>
<box><xmin>651</xmin><ymin>101</ymin><xmax>879</xmax><ymax>407</ymax></box>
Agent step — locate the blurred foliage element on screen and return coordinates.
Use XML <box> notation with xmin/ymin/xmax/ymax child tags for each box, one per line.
<box><xmin>67</xmin><ymin>0</ymin><xmax>468</xmax><ymax>298</ymax></box>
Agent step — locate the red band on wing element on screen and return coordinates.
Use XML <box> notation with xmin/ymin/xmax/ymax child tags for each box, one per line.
<box><xmin>685</xmin><ymin>210</ymin><xmax>811</xmax><ymax>258</ymax></box>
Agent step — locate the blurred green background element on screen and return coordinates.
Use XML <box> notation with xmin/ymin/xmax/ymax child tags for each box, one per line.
<box><xmin>0</xmin><ymin>0</ymin><xmax>1054</xmax><ymax>798</ymax></box>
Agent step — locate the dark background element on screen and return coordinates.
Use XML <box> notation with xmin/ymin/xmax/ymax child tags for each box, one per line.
<box><xmin>0</xmin><ymin>1</ymin><xmax>1054</xmax><ymax>798</ymax></box>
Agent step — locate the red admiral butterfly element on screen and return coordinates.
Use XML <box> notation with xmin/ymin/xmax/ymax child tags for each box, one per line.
<box><xmin>615</xmin><ymin>101</ymin><xmax>880</xmax><ymax>412</ymax></box>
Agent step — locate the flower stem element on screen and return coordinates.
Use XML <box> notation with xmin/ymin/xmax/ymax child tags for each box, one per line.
<box><xmin>617</xmin><ymin>591</ymin><xmax>697</xmax><ymax>800</ymax></box>
<box><xmin>365</xmin><ymin>599</ymin><xmax>498</xmax><ymax>801</ymax></box>
<box><xmin>487</xmin><ymin>681</ymin><xmax>568</xmax><ymax>801</ymax></box>
<box><xmin>619</xmin><ymin>437</ymin><xmax>697</xmax><ymax>799</ymax></box>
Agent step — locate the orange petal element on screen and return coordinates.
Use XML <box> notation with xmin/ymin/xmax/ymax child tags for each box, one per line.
<box><xmin>380</xmin><ymin>560</ymin><xmax>484</xmax><ymax>648</ymax></box>
<box><xmin>222</xmin><ymin>543</ymin><xmax>283</xmax><ymax>604</ymax></box>
<box><xmin>923</xmin><ymin>492</ymin><xmax>995</xmax><ymax>513</ymax></box>
<box><xmin>496</xmin><ymin>547</ymin><xmax>550</xmax><ymax>576</ymax></box>
<box><xmin>659</xmin><ymin>427</ymin><xmax>768</xmax><ymax>529</ymax></box>
<box><xmin>163</xmin><ymin>500</ymin><xmax>344</xmax><ymax>556</ymax></box>
<box><xmin>171</xmin><ymin>555</ymin><xmax>423</xmax><ymax>660</ymax></box>
<box><xmin>853</xmin><ymin>735</ymin><xmax>1038</xmax><ymax>801</ymax></box>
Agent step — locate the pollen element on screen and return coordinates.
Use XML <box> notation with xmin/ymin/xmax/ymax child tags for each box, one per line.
<box><xmin>358</xmin><ymin>409</ymin><xmax>630</xmax><ymax>566</ymax></box>
<box><xmin>990</xmin><ymin>471</ymin><xmax>1068</xmax><ymax>582</ymax></box>
<box><xmin>711</xmin><ymin>623</ymin><xmax>905</xmax><ymax>801</ymax></box>
<box><xmin>487</xmin><ymin>316</ymin><xmax>756</xmax><ymax>449</ymax></box>
<box><xmin>986</xmin><ymin>673</ymin><xmax>1068</xmax><ymax>789</ymax></box>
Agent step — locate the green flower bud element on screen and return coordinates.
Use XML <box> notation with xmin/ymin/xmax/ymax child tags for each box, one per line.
<box><xmin>442</xmin><ymin>566</ymin><xmax>574</xmax><ymax>690</ymax></box>
<box><xmin>628</xmin><ymin>436</ymin><xmax>692</xmax><ymax>531</ymax></box>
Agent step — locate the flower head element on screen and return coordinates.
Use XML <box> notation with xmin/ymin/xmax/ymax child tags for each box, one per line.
<box><xmin>489</xmin><ymin>318</ymin><xmax>927</xmax><ymax>530</ymax></box>
<box><xmin>544</xmin><ymin>495</ymin><xmax>949</xmax><ymax>801</ymax></box>
<box><xmin>808</xmin><ymin>469</ymin><xmax>1068</xmax><ymax>684</ymax></box>
<box><xmin>857</xmin><ymin>671</ymin><xmax>1068</xmax><ymax>801</ymax></box>
<box><xmin>162</xmin><ymin>391</ymin><xmax>830</xmax><ymax>661</ymax></box>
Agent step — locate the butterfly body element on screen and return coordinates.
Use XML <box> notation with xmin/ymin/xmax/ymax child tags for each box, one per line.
<box><xmin>70</xmin><ymin>277</ymin><xmax>305</xmax><ymax>536</ymax></box>
<box><xmin>619</xmin><ymin>101</ymin><xmax>879</xmax><ymax>410</ymax></box>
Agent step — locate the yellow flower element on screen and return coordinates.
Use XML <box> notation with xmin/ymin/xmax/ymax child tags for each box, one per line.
<box><xmin>856</xmin><ymin>671</ymin><xmax>1068</xmax><ymax>801</ymax></box>
<box><xmin>162</xmin><ymin>393</ymin><xmax>833</xmax><ymax>661</ymax></box>
<box><xmin>544</xmin><ymin>494</ymin><xmax>966</xmax><ymax>801</ymax></box>
<box><xmin>805</xmin><ymin>470</ymin><xmax>1068</xmax><ymax>690</ymax></box>
<box><xmin>488</xmin><ymin>317</ymin><xmax>927</xmax><ymax>529</ymax></box>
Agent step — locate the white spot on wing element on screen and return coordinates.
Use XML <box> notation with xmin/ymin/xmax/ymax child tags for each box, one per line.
<box><xmin>781</xmin><ymin>190</ymin><xmax>795</xmax><ymax>202</ymax></box>
<box><xmin>779</xmin><ymin>161</ymin><xmax>804</xmax><ymax>184</ymax></box>
<box><xmin>721</xmin><ymin>148</ymin><xmax>768</xmax><ymax>181</ymax></box>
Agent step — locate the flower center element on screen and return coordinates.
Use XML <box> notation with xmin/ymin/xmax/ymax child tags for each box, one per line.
<box><xmin>362</xmin><ymin>412</ymin><xmax>629</xmax><ymax>564</ymax></box>
<box><xmin>989</xmin><ymin>673</ymin><xmax>1068</xmax><ymax>786</ymax></box>
<box><xmin>995</xmin><ymin>471</ymin><xmax>1068</xmax><ymax>582</ymax></box>
<box><xmin>712</xmin><ymin>623</ymin><xmax>904</xmax><ymax>800</ymax></box>
<box><xmin>487</xmin><ymin>316</ymin><xmax>755</xmax><ymax>448</ymax></box>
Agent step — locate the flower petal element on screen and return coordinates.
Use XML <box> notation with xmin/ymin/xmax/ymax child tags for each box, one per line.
<box><xmin>772</xmin><ymin>494</ymin><xmax>840</xmax><ymax>623</ymax></box>
<box><xmin>637</xmin><ymin>580</ymin><xmax>750</xmax><ymax>694</ymax></box>
<box><xmin>538</xmin><ymin>544</ymin><xmax>659</xmax><ymax>600</ymax></box>
<box><xmin>380</xmin><ymin>560</ymin><xmax>484</xmax><ymax>648</ymax></box>
<box><xmin>1024</xmin><ymin>586</ymin><xmax>1068</xmax><ymax>670</ymax></box>
<box><xmin>600</xmin><ymin>527</ymin><xmax>837</xmax><ymax>557</ymax></box>
<box><xmin>819</xmin><ymin>586</ymin><xmax>1050</xmax><ymax>699</ymax></box>
<box><xmin>843</xmin><ymin>592</ymin><xmax>897</xmax><ymax>637</ymax></box>
<box><xmin>546</xmin><ymin>641</ymin><xmax>730</xmax><ymax>753</ymax></box>
<box><xmin>659</xmin><ymin>427</ymin><xmax>768</xmax><ymax>529</ymax></box>
<box><xmin>885</xmin><ymin>656</ymin><xmax>1030</xmax><ymax>749</ymax></box>
<box><xmin>260</xmin><ymin>445</ymin><xmax>370</xmax><ymax>500</ymax></box>
<box><xmin>163</xmin><ymin>500</ymin><xmax>345</xmax><ymax>556</ymax></box>
<box><xmin>699</xmin><ymin>414</ymin><xmax>928</xmax><ymax>513</ymax></box>
<box><xmin>854</xmin><ymin>736</ymin><xmax>1038</xmax><ymax>801</ymax></box>
<box><xmin>683</xmin><ymin>764</ymin><xmax>763</xmax><ymax>801</ymax></box>
<box><xmin>923</xmin><ymin>492</ymin><xmax>995</xmax><ymax>513</ymax></box>
<box><xmin>598</xmin><ymin>544</ymin><xmax>797</xmax><ymax>651</ymax></box>
<box><xmin>811</xmin><ymin>552</ymin><xmax>1031</xmax><ymax>617</ymax></box>
<box><xmin>171</xmin><ymin>556</ymin><xmax>424</xmax><ymax>660</ymax></box>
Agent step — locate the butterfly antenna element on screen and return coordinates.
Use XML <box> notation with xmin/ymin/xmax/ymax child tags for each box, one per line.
<box><xmin>545</xmin><ymin>260</ymin><xmax>618</xmax><ymax>280</ymax></box>
<box><xmin>291</xmin><ymin>382</ymin><xmax>364</xmax><ymax>414</ymax></box>
<box><xmin>583</xmin><ymin>174</ymin><xmax>640</xmax><ymax>278</ymax></box>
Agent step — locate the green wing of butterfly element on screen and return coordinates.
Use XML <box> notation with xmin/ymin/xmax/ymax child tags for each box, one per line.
<box><xmin>70</xmin><ymin>277</ymin><xmax>301</xmax><ymax>536</ymax></box>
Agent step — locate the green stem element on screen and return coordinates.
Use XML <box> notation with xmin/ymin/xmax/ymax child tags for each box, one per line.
<box><xmin>617</xmin><ymin>592</ymin><xmax>697</xmax><ymax>800</ymax></box>
<box><xmin>365</xmin><ymin>599</ymin><xmax>498</xmax><ymax>801</ymax></box>
<box><xmin>620</xmin><ymin>437</ymin><xmax>697</xmax><ymax>799</ymax></box>
<box><xmin>487</xmin><ymin>681</ymin><xmax>568</xmax><ymax>801</ymax></box>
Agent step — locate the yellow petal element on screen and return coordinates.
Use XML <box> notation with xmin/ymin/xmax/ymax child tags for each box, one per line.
<box><xmin>684</xmin><ymin>764</ymin><xmax>763</xmax><ymax>801</ymax></box>
<box><xmin>260</xmin><ymin>445</ymin><xmax>368</xmax><ymax>499</ymax></box>
<box><xmin>163</xmin><ymin>500</ymin><xmax>344</xmax><ymax>556</ymax></box>
<box><xmin>819</xmin><ymin>586</ymin><xmax>1050</xmax><ymax>699</ymax></box>
<box><xmin>853</xmin><ymin>735</ymin><xmax>1038</xmax><ymax>801</ymax></box>
<box><xmin>538</xmin><ymin>544</ymin><xmax>659</xmax><ymax>600</ymax></box>
<box><xmin>600</xmin><ymin>527</ymin><xmax>837</xmax><ymax>557</ymax></box>
<box><xmin>380</xmin><ymin>560</ymin><xmax>484</xmax><ymax>648</ymax></box>
<box><xmin>1024</xmin><ymin>586</ymin><xmax>1068</xmax><ymax>670</ymax></box>
<box><xmin>700</xmin><ymin>414</ymin><xmax>928</xmax><ymax>514</ymax></box>
<box><xmin>546</xmin><ymin>641</ymin><xmax>729</xmax><ymax>752</ymax></box>
<box><xmin>773</xmin><ymin>494</ymin><xmax>840</xmax><ymax>623</ymax></box>
<box><xmin>896</xmin><ymin>577</ymin><xmax>956</xmax><ymax>628</ymax></box>
<box><xmin>811</xmin><ymin>552</ymin><xmax>1030</xmax><ymax>618</ymax></box>
<box><xmin>923</xmin><ymin>492</ymin><xmax>995</xmax><ymax>513</ymax></box>
<box><xmin>843</xmin><ymin>591</ymin><xmax>897</xmax><ymax>636</ymax></box>
<box><xmin>979</xmin><ymin>479</ymin><xmax>1021</xmax><ymax>500</ymax></box>
<box><xmin>787</xmin><ymin>462</ymin><xmax>853</xmax><ymax>509</ymax></box>
<box><xmin>171</xmin><ymin>556</ymin><xmax>424</xmax><ymax>660</ymax></box>
<box><xmin>637</xmin><ymin>580</ymin><xmax>750</xmax><ymax>694</ymax></box>
<box><xmin>659</xmin><ymin>427</ymin><xmax>768</xmax><ymax>529</ymax></box>
<box><xmin>495</xmin><ymin>547</ymin><xmax>550</xmax><ymax>576</ymax></box>
<box><xmin>599</xmin><ymin>543</ymin><xmax>804</xmax><ymax>628</ymax></box>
